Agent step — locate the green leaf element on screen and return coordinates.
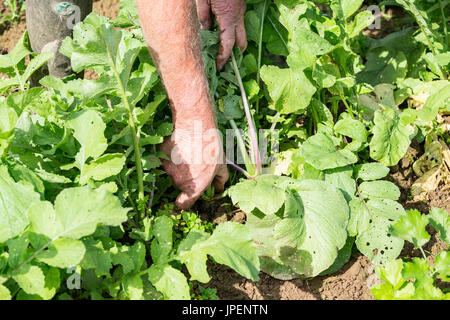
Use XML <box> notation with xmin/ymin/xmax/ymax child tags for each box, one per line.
<box><xmin>300</xmin><ymin>132</ymin><xmax>358</xmax><ymax>170</ymax></box>
<box><xmin>7</xmin><ymin>162</ymin><xmax>45</xmax><ymax>196</ymax></box>
<box><xmin>320</xmin><ymin>236</ymin><xmax>355</xmax><ymax>276</ymax></box>
<box><xmin>292</xmin><ymin>27</ymin><xmax>334</xmax><ymax>56</ymax></box>
<box><xmin>156</xmin><ymin>122</ymin><xmax>174</xmax><ymax>137</ymax></box>
<box><xmin>348</xmin><ymin>11</ymin><xmax>375</xmax><ymax>38</ymax></box>
<box><xmin>334</xmin><ymin>118</ymin><xmax>368</xmax><ymax>143</ymax></box>
<box><xmin>80</xmin><ymin>153</ymin><xmax>126</xmax><ymax>185</ymax></box>
<box><xmin>389</xmin><ymin>210</ymin><xmax>430</xmax><ymax>248</ymax></box>
<box><xmin>123</xmin><ymin>274</ymin><xmax>144</xmax><ymax>300</ymax></box>
<box><xmin>0</xmin><ymin>166</ymin><xmax>41</xmax><ymax>242</ymax></box>
<box><xmin>354</xmin><ymin>197</ymin><xmax>406</xmax><ymax>266</ymax></box>
<box><xmin>227</xmin><ymin>175</ymin><xmax>287</xmax><ymax>215</ymax></box>
<box><xmin>260</xmin><ymin>65</ymin><xmax>316</xmax><ymax>114</ymax></box>
<box><xmin>282</xmin><ymin>180</ymin><xmax>349</xmax><ymax>276</ymax></box>
<box><xmin>22</xmin><ymin>52</ymin><xmax>54</xmax><ymax>83</ymax></box>
<box><xmin>359</xmin><ymin>181</ymin><xmax>400</xmax><ymax>201</ymax></box>
<box><xmin>151</xmin><ymin>216</ymin><xmax>173</xmax><ymax>264</ymax></box>
<box><xmin>14</xmin><ymin>266</ymin><xmax>60</xmax><ymax>300</ymax></box>
<box><xmin>36</xmin><ymin>238</ymin><xmax>86</xmax><ymax>268</ymax></box>
<box><xmin>434</xmin><ymin>251</ymin><xmax>450</xmax><ymax>281</ymax></box>
<box><xmin>81</xmin><ymin>239</ymin><xmax>113</xmax><ymax>276</ymax></box>
<box><xmin>325</xmin><ymin>166</ymin><xmax>356</xmax><ymax>201</ymax></box>
<box><xmin>0</xmin><ymin>102</ymin><xmax>18</xmax><ymax>139</ymax></box>
<box><xmin>0</xmin><ymin>284</ymin><xmax>11</xmax><ymax>300</ymax></box>
<box><xmin>402</xmin><ymin>257</ymin><xmax>444</xmax><ymax>299</ymax></box>
<box><xmin>371</xmin><ymin>282</ymin><xmax>415</xmax><ymax>300</ymax></box>
<box><xmin>0</xmin><ymin>32</ymin><xmax>31</xmax><ymax>71</ymax></box>
<box><xmin>371</xmin><ymin>259</ymin><xmax>415</xmax><ymax>300</ymax></box>
<box><xmin>428</xmin><ymin>207</ymin><xmax>449</xmax><ymax>245</ymax></box>
<box><xmin>5</xmin><ymin>87</ymin><xmax>44</xmax><ymax>115</ymax></box>
<box><xmin>7</xmin><ymin>234</ymin><xmax>30</xmax><ymax>268</ymax></box>
<box><xmin>244</xmin><ymin>10</ymin><xmax>261</xmax><ymax>43</ymax></box>
<box><xmin>356</xmin><ymin>214</ymin><xmax>404</xmax><ymax>266</ymax></box>
<box><xmin>274</xmin><ymin>0</ymin><xmax>307</xmax><ymax>46</ymax></box>
<box><xmin>60</xmin><ymin>14</ymin><xmax>117</xmax><ymax>72</ymax></box>
<box><xmin>12</xmin><ymin>264</ymin><xmax>45</xmax><ymax>295</ymax></box>
<box><xmin>357</xmin><ymin>49</ymin><xmax>407</xmax><ymax>86</ymax></box>
<box><xmin>347</xmin><ymin>198</ymin><xmax>370</xmax><ymax>236</ymax></box>
<box><xmin>273</xmin><ymin>191</ymin><xmax>306</xmax><ymax>247</ymax></box>
<box><xmin>67</xmin><ymin>110</ymin><xmax>108</xmax><ymax>171</ymax></box>
<box><xmin>128</xmin><ymin>242</ymin><xmax>146</xmax><ymax>273</ymax></box>
<box><xmin>331</xmin><ymin>0</ymin><xmax>364</xmax><ymax>19</ymax></box>
<box><xmin>376</xmin><ymin>258</ymin><xmax>405</xmax><ymax>290</ymax></box>
<box><xmin>369</xmin><ymin>108</ymin><xmax>414</xmax><ymax>166</ymax></box>
<box><xmin>114</xmin><ymin>0</ymin><xmax>139</xmax><ymax>28</ymax></box>
<box><xmin>111</xmin><ymin>246</ymin><xmax>135</xmax><ymax>274</ymax></box>
<box><xmin>239</xmin><ymin>177</ymin><xmax>349</xmax><ymax>278</ymax></box>
<box><xmin>177</xmin><ymin>222</ymin><xmax>260</xmax><ymax>283</ymax></box>
<box><xmin>365</xmin><ymin>198</ymin><xmax>405</xmax><ymax>221</ymax></box>
<box><xmin>29</xmin><ymin>186</ymin><xmax>129</xmax><ymax>240</ymax></box>
<box><xmin>419</xmin><ymin>84</ymin><xmax>450</xmax><ymax>122</ymax></box>
<box><xmin>148</xmin><ymin>264</ymin><xmax>190</xmax><ymax>300</ymax></box>
<box><xmin>354</xmin><ymin>163</ymin><xmax>390</xmax><ymax>181</ymax></box>
<box><xmin>312</xmin><ymin>64</ymin><xmax>336</xmax><ymax>88</ymax></box>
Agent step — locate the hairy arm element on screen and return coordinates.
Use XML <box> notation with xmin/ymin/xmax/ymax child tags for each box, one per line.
<box><xmin>136</xmin><ymin>0</ymin><xmax>214</xmax><ymax>129</ymax></box>
<box><xmin>136</xmin><ymin>0</ymin><xmax>228</xmax><ymax>209</ymax></box>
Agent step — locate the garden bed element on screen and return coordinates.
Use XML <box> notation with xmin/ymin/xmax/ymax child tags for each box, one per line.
<box><xmin>0</xmin><ymin>0</ymin><xmax>448</xmax><ymax>300</ymax></box>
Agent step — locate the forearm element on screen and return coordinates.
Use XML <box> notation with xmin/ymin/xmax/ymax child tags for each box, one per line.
<box><xmin>136</xmin><ymin>0</ymin><xmax>215</xmax><ymax>130</ymax></box>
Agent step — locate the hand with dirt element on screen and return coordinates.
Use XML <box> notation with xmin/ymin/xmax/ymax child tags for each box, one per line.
<box><xmin>196</xmin><ymin>0</ymin><xmax>247</xmax><ymax>70</ymax></box>
<box><xmin>160</xmin><ymin>119</ymin><xmax>229</xmax><ymax>210</ymax></box>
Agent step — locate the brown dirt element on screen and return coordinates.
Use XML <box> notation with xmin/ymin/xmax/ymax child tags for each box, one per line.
<box><xmin>198</xmin><ymin>254</ymin><xmax>375</xmax><ymax>300</ymax></box>
<box><xmin>195</xmin><ymin>139</ymin><xmax>449</xmax><ymax>300</ymax></box>
<box><xmin>389</xmin><ymin>141</ymin><xmax>450</xmax><ymax>213</ymax></box>
<box><xmin>0</xmin><ymin>0</ymin><xmax>119</xmax><ymax>54</ymax></box>
<box><xmin>0</xmin><ymin>0</ymin><xmax>26</xmax><ymax>54</ymax></box>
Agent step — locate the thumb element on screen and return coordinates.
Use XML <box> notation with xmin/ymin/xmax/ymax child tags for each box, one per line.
<box><xmin>175</xmin><ymin>192</ymin><xmax>199</xmax><ymax>210</ymax></box>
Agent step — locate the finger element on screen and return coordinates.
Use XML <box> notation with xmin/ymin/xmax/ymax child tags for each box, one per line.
<box><xmin>216</xmin><ymin>26</ymin><xmax>236</xmax><ymax>70</ymax></box>
<box><xmin>235</xmin><ymin>19</ymin><xmax>247</xmax><ymax>52</ymax></box>
<box><xmin>196</xmin><ymin>0</ymin><xmax>212</xmax><ymax>30</ymax></box>
<box><xmin>175</xmin><ymin>191</ymin><xmax>201</xmax><ymax>210</ymax></box>
<box><xmin>213</xmin><ymin>164</ymin><xmax>229</xmax><ymax>192</ymax></box>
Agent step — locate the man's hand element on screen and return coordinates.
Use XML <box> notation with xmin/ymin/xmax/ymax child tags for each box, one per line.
<box><xmin>160</xmin><ymin>121</ymin><xmax>228</xmax><ymax>209</ymax></box>
<box><xmin>137</xmin><ymin>0</ymin><xmax>230</xmax><ymax>209</ymax></box>
<box><xmin>196</xmin><ymin>0</ymin><xmax>247</xmax><ymax>70</ymax></box>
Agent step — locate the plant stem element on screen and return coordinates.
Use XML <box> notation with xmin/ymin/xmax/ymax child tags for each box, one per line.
<box><xmin>270</xmin><ymin>112</ymin><xmax>281</xmax><ymax>133</ymax></box>
<box><xmin>256</xmin><ymin>0</ymin><xmax>268</xmax><ymax>114</ymax></box>
<box><xmin>226</xmin><ymin>158</ymin><xmax>250</xmax><ymax>178</ymax></box>
<box><xmin>231</xmin><ymin>52</ymin><xmax>262</xmax><ymax>175</ymax></box>
<box><xmin>13</xmin><ymin>65</ymin><xmax>24</xmax><ymax>91</ymax></box>
<box><xmin>438</xmin><ymin>0</ymin><xmax>448</xmax><ymax>51</ymax></box>
<box><xmin>0</xmin><ymin>236</ymin><xmax>55</xmax><ymax>286</ymax></box>
<box><xmin>419</xmin><ymin>246</ymin><xmax>427</xmax><ymax>260</ymax></box>
<box><xmin>356</xmin><ymin>186</ymin><xmax>374</xmax><ymax>218</ymax></box>
<box><xmin>229</xmin><ymin>119</ymin><xmax>254</xmax><ymax>176</ymax></box>
<box><xmin>147</xmin><ymin>126</ymin><xmax>157</xmax><ymax>210</ymax></box>
<box><xmin>267</xmin><ymin>15</ymin><xmax>288</xmax><ymax>51</ymax></box>
<box><xmin>106</xmin><ymin>45</ymin><xmax>145</xmax><ymax>216</ymax></box>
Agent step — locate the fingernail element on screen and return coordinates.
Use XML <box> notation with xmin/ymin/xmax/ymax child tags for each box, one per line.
<box><xmin>176</xmin><ymin>193</ymin><xmax>192</xmax><ymax>210</ymax></box>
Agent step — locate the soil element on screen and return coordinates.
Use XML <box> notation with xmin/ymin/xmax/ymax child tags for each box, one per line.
<box><xmin>0</xmin><ymin>0</ymin><xmax>120</xmax><ymax>53</ymax></box>
<box><xmin>1</xmin><ymin>0</ymin><xmax>448</xmax><ymax>301</ymax></box>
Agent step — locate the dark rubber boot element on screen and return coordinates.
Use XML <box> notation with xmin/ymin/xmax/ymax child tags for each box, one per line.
<box><xmin>26</xmin><ymin>0</ymin><xmax>93</xmax><ymax>84</ymax></box>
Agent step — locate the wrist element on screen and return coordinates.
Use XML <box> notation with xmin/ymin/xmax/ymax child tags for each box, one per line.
<box><xmin>172</xmin><ymin>94</ymin><xmax>217</xmax><ymax>131</ymax></box>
